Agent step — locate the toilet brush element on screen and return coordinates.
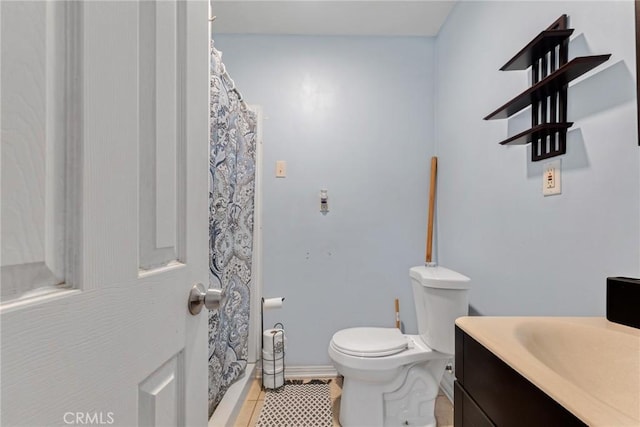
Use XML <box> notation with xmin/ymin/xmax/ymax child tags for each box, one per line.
<box><xmin>425</xmin><ymin>156</ymin><xmax>438</xmax><ymax>266</ymax></box>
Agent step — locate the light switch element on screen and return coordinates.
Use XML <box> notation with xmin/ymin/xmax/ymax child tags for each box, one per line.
<box><xmin>276</xmin><ymin>160</ymin><xmax>287</xmax><ymax>178</ymax></box>
<box><xmin>542</xmin><ymin>159</ymin><xmax>561</xmax><ymax>196</ymax></box>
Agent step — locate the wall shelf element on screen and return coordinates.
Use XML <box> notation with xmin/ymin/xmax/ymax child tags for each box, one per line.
<box><xmin>499</xmin><ymin>122</ymin><xmax>574</xmax><ymax>146</ymax></box>
<box><xmin>485</xmin><ymin>55</ymin><xmax>611</xmax><ymax>120</ymax></box>
<box><xmin>485</xmin><ymin>15</ymin><xmax>611</xmax><ymax>161</ymax></box>
<box><xmin>501</xmin><ymin>29</ymin><xmax>574</xmax><ymax>71</ymax></box>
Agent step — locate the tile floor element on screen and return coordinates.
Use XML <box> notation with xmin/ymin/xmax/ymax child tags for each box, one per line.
<box><xmin>233</xmin><ymin>377</ymin><xmax>454</xmax><ymax>427</ymax></box>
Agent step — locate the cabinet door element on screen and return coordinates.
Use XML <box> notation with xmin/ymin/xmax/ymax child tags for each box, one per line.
<box><xmin>454</xmin><ymin>381</ymin><xmax>495</xmax><ymax>427</ymax></box>
<box><xmin>456</xmin><ymin>330</ymin><xmax>586</xmax><ymax>427</ymax></box>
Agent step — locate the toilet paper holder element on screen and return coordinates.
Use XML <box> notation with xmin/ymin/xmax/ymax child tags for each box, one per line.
<box><xmin>262</xmin><ymin>323</ymin><xmax>285</xmax><ymax>390</ymax></box>
<box><xmin>261</xmin><ymin>297</ymin><xmax>286</xmax><ymax>390</ymax></box>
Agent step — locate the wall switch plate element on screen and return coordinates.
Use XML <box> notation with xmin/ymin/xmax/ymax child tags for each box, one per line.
<box><xmin>276</xmin><ymin>160</ymin><xmax>287</xmax><ymax>178</ymax></box>
<box><xmin>542</xmin><ymin>159</ymin><xmax>561</xmax><ymax>196</ymax></box>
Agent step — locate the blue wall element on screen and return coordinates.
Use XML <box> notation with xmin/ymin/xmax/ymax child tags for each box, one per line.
<box><xmin>215</xmin><ymin>1</ymin><xmax>639</xmax><ymax>366</ymax></box>
<box><xmin>434</xmin><ymin>1</ymin><xmax>639</xmax><ymax>316</ymax></box>
<box><xmin>214</xmin><ymin>35</ymin><xmax>436</xmax><ymax>366</ymax></box>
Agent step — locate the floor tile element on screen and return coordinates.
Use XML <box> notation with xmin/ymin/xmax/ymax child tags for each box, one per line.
<box><xmin>248</xmin><ymin>399</ymin><xmax>265</xmax><ymax>426</ymax></box>
<box><xmin>245</xmin><ymin>380</ymin><xmax>262</xmax><ymax>401</ymax></box>
<box><xmin>435</xmin><ymin>395</ymin><xmax>454</xmax><ymax>427</ymax></box>
<box><xmin>233</xmin><ymin>398</ymin><xmax>257</xmax><ymax>427</ymax></box>
<box><xmin>331</xmin><ymin>376</ymin><xmax>343</xmax><ymax>426</ymax></box>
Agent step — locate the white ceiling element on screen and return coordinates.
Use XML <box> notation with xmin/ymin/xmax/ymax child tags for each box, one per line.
<box><xmin>211</xmin><ymin>1</ymin><xmax>457</xmax><ymax>37</ymax></box>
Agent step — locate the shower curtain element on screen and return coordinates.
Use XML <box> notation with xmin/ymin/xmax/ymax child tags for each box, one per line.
<box><xmin>208</xmin><ymin>41</ymin><xmax>257</xmax><ymax>416</ymax></box>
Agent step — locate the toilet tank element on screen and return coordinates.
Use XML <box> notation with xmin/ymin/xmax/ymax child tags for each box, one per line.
<box><xmin>410</xmin><ymin>266</ymin><xmax>470</xmax><ymax>355</ymax></box>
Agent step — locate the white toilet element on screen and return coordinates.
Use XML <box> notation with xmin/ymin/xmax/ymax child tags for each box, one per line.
<box><xmin>328</xmin><ymin>266</ymin><xmax>470</xmax><ymax>427</ymax></box>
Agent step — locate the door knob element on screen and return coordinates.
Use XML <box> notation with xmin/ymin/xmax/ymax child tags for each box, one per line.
<box><xmin>188</xmin><ymin>283</ymin><xmax>222</xmax><ymax>315</ymax></box>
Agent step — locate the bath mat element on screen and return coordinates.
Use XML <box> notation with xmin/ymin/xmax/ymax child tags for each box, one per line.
<box><xmin>256</xmin><ymin>379</ymin><xmax>333</xmax><ymax>427</ymax></box>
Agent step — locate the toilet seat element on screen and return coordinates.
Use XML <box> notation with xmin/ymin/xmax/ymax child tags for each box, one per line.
<box><xmin>331</xmin><ymin>327</ymin><xmax>408</xmax><ymax>357</ymax></box>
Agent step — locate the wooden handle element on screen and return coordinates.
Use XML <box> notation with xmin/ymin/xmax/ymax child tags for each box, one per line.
<box><xmin>394</xmin><ymin>298</ymin><xmax>400</xmax><ymax>329</ymax></box>
<box><xmin>426</xmin><ymin>156</ymin><xmax>438</xmax><ymax>264</ymax></box>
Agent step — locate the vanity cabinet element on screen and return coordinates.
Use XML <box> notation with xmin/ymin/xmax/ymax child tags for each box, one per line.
<box><xmin>454</xmin><ymin>326</ymin><xmax>586</xmax><ymax>427</ymax></box>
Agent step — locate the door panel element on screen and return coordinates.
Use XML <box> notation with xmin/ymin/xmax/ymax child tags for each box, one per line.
<box><xmin>138</xmin><ymin>0</ymin><xmax>187</xmax><ymax>272</ymax></box>
<box><xmin>139</xmin><ymin>352</ymin><xmax>185</xmax><ymax>426</ymax></box>
<box><xmin>1</xmin><ymin>1</ymin><xmax>67</xmax><ymax>302</ymax></box>
<box><xmin>0</xmin><ymin>1</ymin><xmax>209</xmax><ymax>426</ymax></box>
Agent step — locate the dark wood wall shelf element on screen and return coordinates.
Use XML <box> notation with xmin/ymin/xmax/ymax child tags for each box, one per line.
<box><xmin>501</xmin><ymin>29</ymin><xmax>574</xmax><ymax>71</ymax></box>
<box><xmin>485</xmin><ymin>15</ymin><xmax>611</xmax><ymax>161</ymax></box>
<box><xmin>499</xmin><ymin>122</ymin><xmax>573</xmax><ymax>146</ymax></box>
<box><xmin>485</xmin><ymin>55</ymin><xmax>611</xmax><ymax>120</ymax></box>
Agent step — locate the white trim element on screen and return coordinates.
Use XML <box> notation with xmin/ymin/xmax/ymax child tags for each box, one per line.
<box><xmin>247</xmin><ymin>104</ymin><xmax>263</xmax><ymax>364</ymax></box>
<box><xmin>208</xmin><ymin>363</ymin><xmax>256</xmax><ymax>427</ymax></box>
<box><xmin>440</xmin><ymin>370</ymin><xmax>454</xmax><ymax>403</ymax></box>
<box><xmin>255</xmin><ymin>364</ymin><xmax>338</xmax><ymax>379</ymax></box>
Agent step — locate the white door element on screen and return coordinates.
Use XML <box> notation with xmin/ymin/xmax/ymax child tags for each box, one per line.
<box><xmin>1</xmin><ymin>1</ymin><xmax>209</xmax><ymax>426</ymax></box>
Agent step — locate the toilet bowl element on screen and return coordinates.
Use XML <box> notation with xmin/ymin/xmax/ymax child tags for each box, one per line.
<box><xmin>328</xmin><ymin>266</ymin><xmax>470</xmax><ymax>427</ymax></box>
<box><xmin>329</xmin><ymin>328</ymin><xmax>450</xmax><ymax>427</ymax></box>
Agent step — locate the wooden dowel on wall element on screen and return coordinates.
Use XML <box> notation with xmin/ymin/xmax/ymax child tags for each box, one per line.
<box><xmin>426</xmin><ymin>156</ymin><xmax>437</xmax><ymax>264</ymax></box>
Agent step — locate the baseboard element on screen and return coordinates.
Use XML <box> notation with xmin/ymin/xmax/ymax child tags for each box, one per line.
<box><xmin>208</xmin><ymin>363</ymin><xmax>256</xmax><ymax>427</ymax></box>
<box><xmin>440</xmin><ymin>366</ymin><xmax>454</xmax><ymax>402</ymax></box>
<box><xmin>255</xmin><ymin>364</ymin><xmax>338</xmax><ymax>379</ymax></box>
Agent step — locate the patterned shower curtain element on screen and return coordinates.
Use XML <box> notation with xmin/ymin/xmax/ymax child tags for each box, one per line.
<box><xmin>208</xmin><ymin>41</ymin><xmax>257</xmax><ymax>416</ymax></box>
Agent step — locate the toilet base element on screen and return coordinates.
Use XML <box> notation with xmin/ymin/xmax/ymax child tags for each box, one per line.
<box><xmin>339</xmin><ymin>358</ymin><xmax>448</xmax><ymax>427</ymax></box>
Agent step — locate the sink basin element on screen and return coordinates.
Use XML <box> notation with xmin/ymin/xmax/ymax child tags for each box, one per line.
<box><xmin>456</xmin><ymin>317</ymin><xmax>640</xmax><ymax>426</ymax></box>
<box><xmin>515</xmin><ymin>319</ymin><xmax>640</xmax><ymax>421</ymax></box>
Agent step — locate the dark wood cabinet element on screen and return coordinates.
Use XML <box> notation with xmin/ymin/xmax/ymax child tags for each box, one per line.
<box><xmin>454</xmin><ymin>326</ymin><xmax>586</xmax><ymax>427</ymax></box>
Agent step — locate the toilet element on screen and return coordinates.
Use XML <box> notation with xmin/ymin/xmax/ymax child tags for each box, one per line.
<box><xmin>328</xmin><ymin>265</ymin><xmax>470</xmax><ymax>427</ymax></box>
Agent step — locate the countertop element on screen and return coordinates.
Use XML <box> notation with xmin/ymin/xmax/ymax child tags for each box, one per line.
<box><xmin>455</xmin><ymin>316</ymin><xmax>640</xmax><ymax>426</ymax></box>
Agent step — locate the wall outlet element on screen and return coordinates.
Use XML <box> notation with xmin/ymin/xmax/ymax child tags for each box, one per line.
<box><xmin>276</xmin><ymin>160</ymin><xmax>287</xmax><ymax>178</ymax></box>
<box><xmin>542</xmin><ymin>159</ymin><xmax>561</xmax><ymax>196</ymax></box>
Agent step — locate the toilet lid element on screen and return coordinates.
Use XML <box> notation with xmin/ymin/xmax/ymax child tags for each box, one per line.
<box><xmin>331</xmin><ymin>327</ymin><xmax>408</xmax><ymax>357</ymax></box>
